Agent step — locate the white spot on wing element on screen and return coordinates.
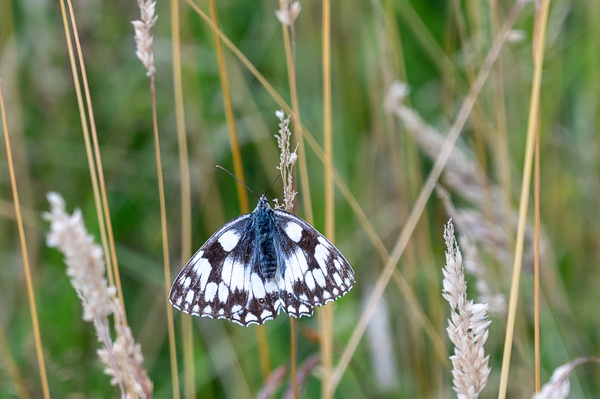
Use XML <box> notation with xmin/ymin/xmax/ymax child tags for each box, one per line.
<box><xmin>218</xmin><ymin>282</ymin><xmax>229</xmax><ymax>303</ymax></box>
<box><xmin>313</xmin><ymin>268</ymin><xmax>326</xmax><ymax>287</ymax></box>
<box><xmin>204</xmin><ymin>282</ymin><xmax>218</xmax><ymax>302</ymax></box>
<box><xmin>314</xmin><ymin>244</ymin><xmax>330</xmax><ymax>275</ymax></box>
<box><xmin>192</xmin><ymin>304</ymin><xmax>200</xmax><ymax>313</ymax></box>
<box><xmin>218</xmin><ymin>230</ymin><xmax>240</xmax><ymax>251</ymax></box>
<box><xmin>221</xmin><ymin>257</ymin><xmax>234</xmax><ymax>286</ymax></box>
<box><xmin>299</xmin><ymin>304</ymin><xmax>309</xmax><ymax>314</ymax></box>
<box><xmin>285</xmin><ymin>221</ymin><xmax>303</xmax><ymax>242</ymax></box>
<box><xmin>305</xmin><ymin>271</ymin><xmax>316</xmax><ymax>291</ymax></box>
<box><xmin>195</xmin><ymin>258</ymin><xmax>212</xmax><ymax>290</ymax></box>
<box><xmin>260</xmin><ymin>309</ymin><xmax>273</xmax><ymax>319</ymax></box>
<box><xmin>251</xmin><ymin>273</ymin><xmax>266</xmax><ymax>299</ymax></box>
<box><xmin>230</xmin><ymin>260</ymin><xmax>245</xmax><ymax>291</ymax></box>
<box><xmin>231</xmin><ymin>304</ymin><xmax>242</xmax><ymax>313</ymax></box>
<box><xmin>333</xmin><ymin>272</ymin><xmax>342</xmax><ymax>286</ymax></box>
<box><xmin>182</xmin><ymin>276</ymin><xmax>191</xmax><ymax>289</ymax></box>
<box><xmin>185</xmin><ymin>290</ymin><xmax>195</xmax><ymax>304</ymax></box>
<box><xmin>245</xmin><ymin>313</ymin><xmax>258</xmax><ymax>323</ymax></box>
<box><xmin>203</xmin><ymin>305</ymin><xmax>212</xmax><ymax>313</ymax></box>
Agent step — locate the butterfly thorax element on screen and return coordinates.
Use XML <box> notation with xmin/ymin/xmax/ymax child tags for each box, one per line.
<box><xmin>253</xmin><ymin>195</ymin><xmax>278</xmax><ymax>281</ymax></box>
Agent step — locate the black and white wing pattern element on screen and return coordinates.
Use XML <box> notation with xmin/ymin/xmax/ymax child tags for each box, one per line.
<box><xmin>169</xmin><ymin>194</ymin><xmax>355</xmax><ymax>326</ymax></box>
<box><xmin>270</xmin><ymin>210</ymin><xmax>355</xmax><ymax>319</ymax></box>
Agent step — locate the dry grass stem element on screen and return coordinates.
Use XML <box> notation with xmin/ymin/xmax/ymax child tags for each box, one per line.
<box><xmin>44</xmin><ymin>192</ymin><xmax>153</xmax><ymax>399</ymax></box>
<box><xmin>273</xmin><ymin>110</ymin><xmax>298</xmax><ymax>212</ymax></box>
<box><xmin>442</xmin><ymin>220</ymin><xmax>491</xmax><ymax>399</ymax></box>
<box><xmin>132</xmin><ymin>0</ymin><xmax>157</xmax><ymax>77</ymax></box>
<box><xmin>532</xmin><ymin>357</ymin><xmax>600</xmax><ymax>399</ymax></box>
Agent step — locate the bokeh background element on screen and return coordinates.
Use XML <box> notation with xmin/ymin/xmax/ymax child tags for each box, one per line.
<box><xmin>1</xmin><ymin>0</ymin><xmax>599</xmax><ymax>397</ymax></box>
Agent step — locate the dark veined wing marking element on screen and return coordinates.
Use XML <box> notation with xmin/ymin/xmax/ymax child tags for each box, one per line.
<box><xmin>169</xmin><ymin>194</ymin><xmax>355</xmax><ymax>326</ymax></box>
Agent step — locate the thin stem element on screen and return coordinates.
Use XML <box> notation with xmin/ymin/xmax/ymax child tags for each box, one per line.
<box><xmin>150</xmin><ymin>76</ymin><xmax>181</xmax><ymax>399</ymax></box>
<box><xmin>171</xmin><ymin>0</ymin><xmax>196</xmax><ymax>396</ymax></box>
<box><xmin>65</xmin><ymin>0</ymin><xmax>126</xmax><ymax>320</ymax></box>
<box><xmin>0</xmin><ymin>80</ymin><xmax>50</xmax><ymax>398</ymax></box>
<box><xmin>497</xmin><ymin>1</ymin><xmax>550</xmax><ymax>397</ymax></box>
<box><xmin>319</xmin><ymin>1</ymin><xmax>334</xmax><ymax>398</ymax></box>
<box><xmin>533</xmin><ymin>3</ymin><xmax>544</xmax><ymax>394</ymax></box>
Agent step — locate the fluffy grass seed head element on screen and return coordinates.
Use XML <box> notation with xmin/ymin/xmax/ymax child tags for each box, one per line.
<box><xmin>132</xmin><ymin>0</ymin><xmax>157</xmax><ymax>77</ymax></box>
<box><xmin>44</xmin><ymin>192</ymin><xmax>153</xmax><ymax>398</ymax></box>
<box><xmin>273</xmin><ymin>110</ymin><xmax>298</xmax><ymax>212</ymax></box>
<box><xmin>443</xmin><ymin>219</ymin><xmax>491</xmax><ymax>399</ymax></box>
<box><xmin>275</xmin><ymin>0</ymin><xmax>301</xmax><ymax>26</ymax></box>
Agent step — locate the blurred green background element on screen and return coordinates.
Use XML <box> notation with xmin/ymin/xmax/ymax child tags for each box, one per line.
<box><xmin>1</xmin><ymin>0</ymin><xmax>600</xmax><ymax>397</ymax></box>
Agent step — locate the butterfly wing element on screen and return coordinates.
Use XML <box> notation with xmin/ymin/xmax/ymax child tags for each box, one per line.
<box><xmin>273</xmin><ymin>210</ymin><xmax>355</xmax><ymax>319</ymax></box>
<box><xmin>169</xmin><ymin>214</ymin><xmax>283</xmax><ymax>326</ymax></box>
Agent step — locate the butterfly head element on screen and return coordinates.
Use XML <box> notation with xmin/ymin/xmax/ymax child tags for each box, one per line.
<box><xmin>256</xmin><ymin>194</ymin><xmax>271</xmax><ymax>211</ymax></box>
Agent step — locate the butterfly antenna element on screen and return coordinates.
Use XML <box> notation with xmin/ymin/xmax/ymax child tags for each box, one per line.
<box><xmin>216</xmin><ymin>165</ymin><xmax>260</xmax><ymax>200</ymax></box>
<box><xmin>264</xmin><ymin>174</ymin><xmax>281</xmax><ymax>196</ymax></box>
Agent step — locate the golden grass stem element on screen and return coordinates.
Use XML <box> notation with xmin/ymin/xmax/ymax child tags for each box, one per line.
<box><xmin>58</xmin><ymin>0</ymin><xmax>114</xmax><ymax>292</ymax></box>
<box><xmin>64</xmin><ymin>0</ymin><xmax>126</xmax><ymax>319</ymax></box>
<box><xmin>278</xmin><ymin>3</ymin><xmax>308</xmax><ymax>395</ymax></box>
<box><xmin>149</xmin><ymin>76</ymin><xmax>181</xmax><ymax>399</ymax></box>
<box><xmin>207</xmin><ymin>0</ymin><xmax>271</xmax><ymax>379</ymax></box>
<box><xmin>290</xmin><ymin>317</ymin><xmax>298</xmax><ymax>399</ymax></box>
<box><xmin>533</xmin><ymin>5</ymin><xmax>544</xmax><ymax>392</ymax></box>
<box><xmin>332</xmin><ymin>3</ymin><xmax>526</xmax><ymax>388</ymax></box>
<box><xmin>171</xmin><ymin>0</ymin><xmax>196</xmax><ymax>396</ymax></box>
<box><xmin>319</xmin><ymin>0</ymin><xmax>334</xmax><ymax>397</ymax></box>
<box><xmin>0</xmin><ymin>80</ymin><xmax>50</xmax><ymax>399</ymax></box>
<box><xmin>497</xmin><ymin>1</ymin><xmax>550</xmax><ymax>398</ymax></box>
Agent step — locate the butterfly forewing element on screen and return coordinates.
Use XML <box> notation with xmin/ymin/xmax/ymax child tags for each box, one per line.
<box><xmin>169</xmin><ymin>194</ymin><xmax>355</xmax><ymax>326</ymax></box>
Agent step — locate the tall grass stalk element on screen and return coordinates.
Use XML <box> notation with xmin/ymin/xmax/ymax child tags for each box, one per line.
<box><xmin>65</xmin><ymin>0</ymin><xmax>126</xmax><ymax>314</ymax></box>
<box><xmin>170</xmin><ymin>0</ymin><xmax>196</xmax><ymax>396</ymax></box>
<box><xmin>274</xmin><ymin>109</ymin><xmax>299</xmax><ymax>398</ymax></box>
<box><xmin>57</xmin><ymin>0</ymin><xmax>116</xmax><ymax>296</ymax></box>
<box><xmin>276</xmin><ymin>3</ymin><xmax>303</xmax><ymax>395</ymax></box>
<box><xmin>497</xmin><ymin>1</ymin><xmax>550</xmax><ymax>397</ymax></box>
<box><xmin>0</xmin><ymin>80</ymin><xmax>50</xmax><ymax>399</ymax></box>
<box><xmin>534</xmin><ymin>115</ymin><xmax>541</xmax><ymax>392</ymax></box>
<box><xmin>133</xmin><ymin>2</ymin><xmax>181</xmax><ymax>398</ymax></box>
<box><xmin>319</xmin><ymin>0</ymin><xmax>335</xmax><ymax>397</ymax></box>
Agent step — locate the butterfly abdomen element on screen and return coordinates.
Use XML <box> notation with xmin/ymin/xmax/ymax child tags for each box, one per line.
<box><xmin>254</xmin><ymin>199</ymin><xmax>278</xmax><ymax>281</ymax></box>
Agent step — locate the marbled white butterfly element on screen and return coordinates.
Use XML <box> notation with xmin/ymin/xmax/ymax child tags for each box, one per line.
<box><xmin>169</xmin><ymin>177</ymin><xmax>355</xmax><ymax>326</ymax></box>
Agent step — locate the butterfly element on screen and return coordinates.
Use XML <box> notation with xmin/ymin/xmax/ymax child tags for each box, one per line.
<box><xmin>169</xmin><ymin>183</ymin><xmax>355</xmax><ymax>326</ymax></box>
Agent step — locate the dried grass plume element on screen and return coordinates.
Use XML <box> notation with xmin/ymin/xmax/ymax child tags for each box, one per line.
<box><xmin>442</xmin><ymin>219</ymin><xmax>491</xmax><ymax>399</ymax></box>
<box><xmin>132</xmin><ymin>0</ymin><xmax>157</xmax><ymax>76</ymax></box>
<box><xmin>273</xmin><ymin>110</ymin><xmax>298</xmax><ymax>212</ymax></box>
<box><xmin>44</xmin><ymin>192</ymin><xmax>153</xmax><ymax>398</ymax></box>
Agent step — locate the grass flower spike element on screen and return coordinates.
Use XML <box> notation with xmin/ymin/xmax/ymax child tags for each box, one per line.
<box><xmin>44</xmin><ymin>192</ymin><xmax>152</xmax><ymax>398</ymax></box>
<box><xmin>442</xmin><ymin>219</ymin><xmax>491</xmax><ymax>399</ymax></box>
